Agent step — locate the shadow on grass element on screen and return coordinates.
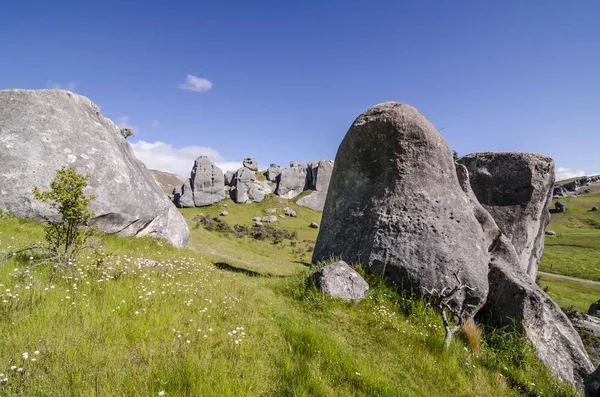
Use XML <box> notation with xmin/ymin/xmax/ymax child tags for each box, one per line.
<box><xmin>213</xmin><ymin>262</ymin><xmax>290</xmax><ymax>278</ymax></box>
<box><xmin>292</xmin><ymin>260</ymin><xmax>313</xmax><ymax>267</ymax></box>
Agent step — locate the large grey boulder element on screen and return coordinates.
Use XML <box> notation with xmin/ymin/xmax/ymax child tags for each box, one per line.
<box><xmin>312</xmin><ymin>102</ymin><xmax>491</xmax><ymax>318</ymax></box>
<box><xmin>190</xmin><ymin>156</ymin><xmax>226</xmax><ymax>206</ymax></box>
<box><xmin>230</xmin><ymin>168</ymin><xmax>270</xmax><ymax>203</ymax></box>
<box><xmin>458</xmin><ymin>152</ymin><xmax>554</xmax><ymax>278</ymax></box>
<box><xmin>275</xmin><ymin>164</ymin><xmax>307</xmax><ymax>199</ymax></box>
<box><xmin>297</xmin><ymin>160</ymin><xmax>334</xmax><ymax>211</ymax></box>
<box><xmin>224</xmin><ymin>170</ymin><xmax>235</xmax><ymax>186</ymax></box>
<box><xmin>173</xmin><ymin>179</ymin><xmax>194</xmax><ymax>208</ymax></box>
<box><xmin>314</xmin><ymin>260</ymin><xmax>369</xmax><ymax>301</ymax></box>
<box><xmin>0</xmin><ymin>89</ymin><xmax>189</xmax><ymax>247</ymax></box>
<box><xmin>243</xmin><ymin>157</ymin><xmax>258</xmax><ymax>171</ymax></box>
<box><xmin>266</xmin><ymin>164</ymin><xmax>281</xmax><ymax>182</ymax></box>
<box><xmin>481</xmin><ymin>235</ymin><xmax>593</xmax><ymax>391</ymax></box>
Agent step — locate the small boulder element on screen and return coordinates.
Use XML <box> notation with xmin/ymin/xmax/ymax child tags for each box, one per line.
<box><xmin>265</xmin><ymin>208</ymin><xmax>277</xmax><ymax>214</ymax></box>
<box><xmin>220</xmin><ymin>211</ymin><xmax>228</xmax><ymax>216</ymax></box>
<box><xmin>243</xmin><ymin>157</ymin><xmax>259</xmax><ymax>171</ymax></box>
<box><xmin>284</xmin><ymin>207</ymin><xmax>297</xmax><ymax>217</ymax></box>
<box><xmin>589</xmin><ymin>300</ymin><xmax>600</xmax><ymax>316</ymax></box>
<box><xmin>255</xmin><ymin>220</ymin><xmax>263</xmax><ymax>227</ymax></box>
<box><xmin>252</xmin><ymin>216</ymin><xmax>261</xmax><ymax>222</ymax></box>
<box><xmin>593</xmin><ymin>206</ymin><xmax>599</xmax><ymax>212</ymax></box>
<box><xmin>313</xmin><ymin>260</ymin><xmax>369</xmax><ymax>301</ymax></box>
<box><xmin>555</xmin><ymin>202</ymin><xmax>568</xmax><ymax>213</ymax></box>
<box><xmin>262</xmin><ymin>215</ymin><xmax>277</xmax><ymax>223</ymax></box>
<box><xmin>309</xmin><ymin>222</ymin><xmax>319</xmax><ymax>229</ymax></box>
<box><xmin>545</xmin><ymin>230</ymin><xmax>556</xmax><ymax>236</ymax></box>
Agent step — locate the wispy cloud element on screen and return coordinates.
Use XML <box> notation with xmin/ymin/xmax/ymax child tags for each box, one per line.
<box><xmin>556</xmin><ymin>167</ymin><xmax>588</xmax><ymax>181</ymax></box>
<box><xmin>130</xmin><ymin>140</ymin><xmax>240</xmax><ymax>176</ymax></box>
<box><xmin>47</xmin><ymin>81</ymin><xmax>77</xmax><ymax>91</ymax></box>
<box><xmin>179</xmin><ymin>74</ymin><xmax>213</xmax><ymax>93</ymax></box>
<box><xmin>151</xmin><ymin>120</ymin><xmax>160</xmax><ymax>127</ymax></box>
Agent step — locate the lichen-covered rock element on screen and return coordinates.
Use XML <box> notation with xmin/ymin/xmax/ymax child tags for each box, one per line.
<box><xmin>312</xmin><ymin>102</ymin><xmax>491</xmax><ymax>318</ymax></box>
<box><xmin>458</xmin><ymin>152</ymin><xmax>554</xmax><ymax>278</ymax></box>
<box><xmin>0</xmin><ymin>89</ymin><xmax>189</xmax><ymax>247</ymax></box>
<box><xmin>191</xmin><ymin>156</ymin><xmax>226</xmax><ymax>206</ymax></box>
<box><xmin>313</xmin><ymin>260</ymin><xmax>368</xmax><ymax>301</ymax></box>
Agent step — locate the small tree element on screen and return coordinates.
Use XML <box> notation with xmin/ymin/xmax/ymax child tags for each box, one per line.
<box><xmin>120</xmin><ymin>128</ymin><xmax>133</xmax><ymax>139</ymax></box>
<box><xmin>424</xmin><ymin>269</ymin><xmax>475</xmax><ymax>348</ymax></box>
<box><xmin>32</xmin><ymin>167</ymin><xmax>96</xmax><ymax>268</ymax></box>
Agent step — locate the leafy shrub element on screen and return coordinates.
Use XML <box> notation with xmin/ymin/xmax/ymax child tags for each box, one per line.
<box><xmin>31</xmin><ymin>166</ymin><xmax>97</xmax><ymax>268</ymax></box>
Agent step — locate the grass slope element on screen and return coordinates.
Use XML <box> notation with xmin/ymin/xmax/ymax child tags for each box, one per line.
<box><xmin>0</xmin><ymin>207</ymin><xmax>578</xmax><ymax>396</ymax></box>
<box><xmin>540</xmin><ymin>182</ymin><xmax>600</xmax><ymax>281</ymax></box>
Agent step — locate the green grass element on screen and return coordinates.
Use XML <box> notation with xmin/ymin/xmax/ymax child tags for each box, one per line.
<box><xmin>540</xmin><ymin>182</ymin><xmax>600</xmax><ymax>281</ymax></box>
<box><xmin>0</xmin><ymin>209</ymin><xmax>578</xmax><ymax>396</ymax></box>
<box><xmin>537</xmin><ymin>275</ymin><xmax>600</xmax><ymax>313</ymax></box>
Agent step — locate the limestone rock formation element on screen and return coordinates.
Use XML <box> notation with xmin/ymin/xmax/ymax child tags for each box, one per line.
<box><xmin>266</xmin><ymin>164</ymin><xmax>281</xmax><ymax>182</ymax></box>
<box><xmin>275</xmin><ymin>163</ymin><xmax>307</xmax><ymax>199</ymax></box>
<box><xmin>243</xmin><ymin>157</ymin><xmax>258</xmax><ymax>171</ymax></box>
<box><xmin>224</xmin><ymin>170</ymin><xmax>235</xmax><ymax>186</ymax></box>
<box><xmin>458</xmin><ymin>152</ymin><xmax>554</xmax><ymax>278</ymax></box>
<box><xmin>190</xmin><ymin>156</ymin><xmax>226</xmax><ymax>206</ymax></box>
<box><xmin>230</xmin><ymin>168</ymin><xmax>271</xmax><ymax>203</ymax></box>
<box><xmin>0</xmin><ymin>89</ymin><xmax>189</xmax><ymax>247</ymax></box>
<box><xmin>173</xmin><ymin>180</ymin><xmax>195</xmax><ymax>208</ymax></box>
<box><xmin>481</xmin><ymin>236</ymin><xmax>594</xmax><ymax>390</ymax></box>
<box><xmin>312</xmin><ymin>102</ymin><xmax>491</xmax><ymax>318</ymax></box>
<box><xmin>297</xmin><ymin>160</ymin><xmax>334</xmax><ymax>211</ymax></box>
<box><xmin>313</xmin><ymin>260</ymin><xmax>369</xmax><ymax>301</ymax></box>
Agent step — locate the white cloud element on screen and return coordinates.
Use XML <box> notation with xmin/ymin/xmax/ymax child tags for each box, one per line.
<box><xmin>555</xmin><ymin>167</ymin><xmax>586</xmax><ymax>181</ymax></box>
<box><xmin>151</xmin><ymin>120</ymin><xmax>160</xmax><ymax>127</ymax></box>
<box><xmin>179</xmin><ymin>74</ymin><xmax>213</xmax><ymax>93</ymax></box>
<box><xmin>130</xmin><ymin>140</ymin><xmax>241</xmax><ymax>176</ymax></box>
<box><xmin>47</xmin><ymin>81</ymin><xmax>77</xmax><ymax>91</ymax></box>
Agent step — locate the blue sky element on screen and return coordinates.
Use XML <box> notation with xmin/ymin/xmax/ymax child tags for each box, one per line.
<box><xmin>1</xmin><ymin>0</ymin><xmax>599</xmax><ymax>179</ymax></box>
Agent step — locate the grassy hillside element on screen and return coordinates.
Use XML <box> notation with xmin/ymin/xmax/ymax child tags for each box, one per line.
<box><xmin>0</xmin><ymin>207</ymin><xmax>578</xmax><ymax>396</ymax></box>
<box><xmin>540</xmin><ymin>182</ymin><xmax>600</xmax><ymax>281</ymax></box>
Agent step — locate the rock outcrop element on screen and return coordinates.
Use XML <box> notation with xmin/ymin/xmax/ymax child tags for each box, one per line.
<box><xmin>458</xmin><ymin>152</ymin><xmax>554</xmax><ymax>278</ymax></box>
<box><xmin>0</xmin><ymin>89</ymin><xmax>189</xmax><ymax>247</ymax></box>
<box><xmin>266</xmin><ymin>164</ymin><xmax>281</xmax><ymax>182</ymax></box>
<box><xmin>275</xmin><ymin>163</ymin><xmax>307</xmax><ymax>199</ymax></box>
<box><xmin>312</xmin><ymin>101</ymin><xmax>593</xmax><ymax>391</ymax></box>
<box><xmin>230</xmin><ymin>167</ymin><xmax>271</xmax><ymax>204</ymax></box>
<box><xmin>480</xmin><ymin>236</ymin><xmax>593</xmax><ymax>390</ymax></box>
<box><xmin>312</xmin><ymin>102</ymin><xmax>491</xmax><ymax>318</ymax></box>
<box><xmin>297</xmin><ymin>160</ymin><xmax>334</xmax><ymax>211</ymax></box>
<box><xmin>191</xmin><ymin>156</ymin><xmax>226</xmax><ymax>206</ymax></box>
<box><xmin>173</xmin><ymin>179</ymin><xmax>195</xmax><ymax>208</ymax></box>
<box><xmin>243</xmin><ymin>157</ymin><xmax>258</xmax><ymax>171</ymax></box>
<box><xmin>313</xmin><ymin>260</ymin><xmax>369</xmax><ymax>301</ymax></box>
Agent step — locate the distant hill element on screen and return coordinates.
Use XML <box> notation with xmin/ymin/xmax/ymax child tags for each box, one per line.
<box><xmin>149</xmin><ymin>169</ymin><xmax>187</xmax><ymax>194</ymax></box>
